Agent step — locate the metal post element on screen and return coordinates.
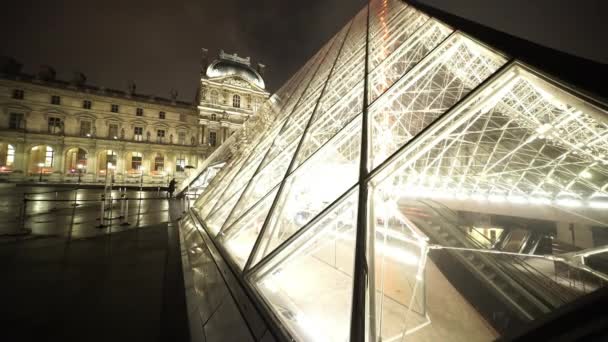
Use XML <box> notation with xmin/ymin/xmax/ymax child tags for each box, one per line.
<box><xmin>21</xmin><ymin>196</ymin><xmax>27</xmax><ymax>232</ymax></box>
<box><xmin>121</xmin><ymin>194</ymin><xmax>129</xmax><ymax>226</ymax></box>
<box><xmin>97</xmin><ymin>194</ymin><xmax>106</xmax><ymax>228</ymax></box>
<box><xmin>120</xmin><ymin>193</ymin><xmax>126</xmax><ymax>218</ymax></box>
<box><xmin>53</xmin><ymin>191</ymin><xmax>58</xmax><ymax>211</ymax></box>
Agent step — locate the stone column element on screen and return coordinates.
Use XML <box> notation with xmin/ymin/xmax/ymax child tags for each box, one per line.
<box><xmin>14</xmin><ymin>143</ymin><xmax>26</xmax><ymax>172</ymax></box>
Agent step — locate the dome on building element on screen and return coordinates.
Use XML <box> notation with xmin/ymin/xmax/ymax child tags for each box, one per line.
<box><xmin>205</xmin><ymin>51</ymin><xmax>265</xmax><ymax>89</ymax></box>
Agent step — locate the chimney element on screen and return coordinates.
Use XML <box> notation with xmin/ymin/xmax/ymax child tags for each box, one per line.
<box><xmin>257</xmin><ymin>63</ymin><xmax>266</xmax><ymax>76</ymax></box>
<box><xmin>71</xmin><ymin>72</ymin><xmax>87</xmax><ymax>87</ymax></box>
<box><xmin>37</xmin><ymin>65</ymin><xmax>56</xmax><ymax>81</ymax></box>
<box><xmin>201</xmin><ymin>48</ymin><xmax>209</xmax><ymax>74</ymax></box>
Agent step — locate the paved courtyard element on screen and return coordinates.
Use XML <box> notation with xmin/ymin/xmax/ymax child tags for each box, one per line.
<box><xmin>0</xmin><ymin>185</ymin><xmax>190</xmax><ymax>341</ymax></box>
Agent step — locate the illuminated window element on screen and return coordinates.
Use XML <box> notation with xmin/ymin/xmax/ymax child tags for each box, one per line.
<box><xmin>134</xmin><ymin>127</ymin><xmax>143</xmax><ymax>141</ymax></box>
<box><xmin>233</xmin><ymin>94</ymin><xmax>241</xmax><ymax>108</ymax></box>
<box><xmin>131</xmin><ymin>152</ymin><xmax>142</xmax><ymax>170</ymax></box>
<box><xmin>176</xmin><ymin>155</ymin><xmax>186</xmax><ymax>172</ymax></box>
<box><xmin>44</xmin><ymin>146</ymin><xmax>54</xmax><ymax>167</ymax></box>
<box><xmin>157</xmin><ymin>129</ymin><xmax>165</xmax><ymax>143</ymax></box>
<box><xmin>80</xmin><ymin>121</ymin><xmax>92</xmax><ymax>136</ymax></box>
<box><xmin>178</xmin><ymin>131</ymin><xmax>186</xmax><ymax>145</ymax></box>
<box><xmin>5</xmin><ymin>144</ymin><xmax>15</xmax><ymax>166</ymax></box>
<box><xmin>48</xmin><ymin>117</ymin><xmax>62</xmax><ymax>134</ymax></box>
<box><xmin>154</xmin><ymin>154</ymin><xmax>164</xmax><ymax>171</ymax></box>
<box><xmin>108</xmin><ymin>124</ymin><xmax>118</xmax><ymax>139</ymax></box>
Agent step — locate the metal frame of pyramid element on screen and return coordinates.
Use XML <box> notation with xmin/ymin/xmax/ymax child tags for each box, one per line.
<box><xmin>187</xmin><ymin>0</ymin><xmax>608</xmax><ymax>340</ymax></box>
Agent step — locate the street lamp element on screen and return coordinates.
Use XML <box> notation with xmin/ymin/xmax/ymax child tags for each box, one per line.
<box><xmin>77</xmin><ymin>163</ymin><xmax>84</xmax><ymax>184</ymax></box>
<box><xmin>37</xmin><ymin>162</ymin><xmax>44</xmax><ymax>182</ymax></box>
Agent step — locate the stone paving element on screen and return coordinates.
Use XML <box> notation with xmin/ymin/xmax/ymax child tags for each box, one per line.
<box><xmin>0</xmin><ymin>185</ymin><xmax>189</xmax><ymax>341</ymax></box>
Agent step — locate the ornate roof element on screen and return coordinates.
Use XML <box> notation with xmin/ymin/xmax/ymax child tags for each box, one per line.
<box><xmin>205</xmin><ymin>50</ymin><xmax>266</xmax><ymax>90</ymax></box>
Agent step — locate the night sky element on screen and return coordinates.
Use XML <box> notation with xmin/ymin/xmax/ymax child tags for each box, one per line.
<box><xmin>1</xmin><ymin>0</ymin><xmax>606</xmax><ymax>102</ymax></box>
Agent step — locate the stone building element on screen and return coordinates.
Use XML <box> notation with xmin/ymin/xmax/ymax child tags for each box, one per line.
<box><xmin>197</xmin><ymin>49</ymin><xmax>270</xmax><ymax>148</ymax></box>
<box><xmin>0</xmin><ymin>51</ymin><xmax>269</xmax><ymax>185</ymax></box>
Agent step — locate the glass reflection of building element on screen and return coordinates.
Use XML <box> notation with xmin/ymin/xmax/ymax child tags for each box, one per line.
<box><xmin>182</xmin><ymin>0</ymin><xmax>608</xmax><ymax>341</ymax></box>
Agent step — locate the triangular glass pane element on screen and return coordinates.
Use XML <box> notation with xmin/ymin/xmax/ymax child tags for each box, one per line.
<box><xmin>369</xmin><ymin>18</ymin><xmax>452</xmax><ymax>102</ymax></box>
<box><xmin>369</xmin><ymin>6</ymin><xmax>429</xmax><ymax>72</ymax></box>
<box><xmin>369</xmin><ymin>33</ymin><xmax>506</xmax><ymax>168</ymax></box>
<box><xmin>223</xmin><ymin>140</ymin><xmax>298</xmax><ymax>230</ymax></box>
<box><xmin>217</xmin><ymin>187</ymin><xmax>280</xmax><ymax>270</ymax></box>
<box><xmin>250</xmin><ymin>190</ymin><xmax>359</xmax><ymax>342</ymax></box>
<box><xmin>205</xmin><ymin>185</ymin><xmax>248</xmax><ymax>236</ymax></box>
<box><xmin>250</xmin><ymin>117</ymin><xmax>362</xmax><ymax>267</ymax></box>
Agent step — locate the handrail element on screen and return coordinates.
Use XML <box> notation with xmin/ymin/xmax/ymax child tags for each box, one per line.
<box><xmin>416</xmin><ymin>199</ymin><xmax>573</xmax><ymax>308</ymax></box>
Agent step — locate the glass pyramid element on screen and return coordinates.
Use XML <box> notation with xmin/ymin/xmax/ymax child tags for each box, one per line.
<box><xmin>190</xmin><ymin>0</ymin><xmax>608</xmax><ymax>340</ymax></box>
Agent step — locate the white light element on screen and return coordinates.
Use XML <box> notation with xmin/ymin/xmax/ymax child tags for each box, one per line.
<box><xmin>507</xmin><ymin>195</ymin><xmax>528</xmax><ymax>204</ymax></box>
<box><xmin>556</xmin><ymin>198</ymin><xmax>582</xmax><ymax>207</ymax></box>
<box><xmin>455</xmin><ymin>192</ymin><xmax>469</xmax><ymax>200</ymax></box>
<box><xmin>529</xmin><ymin>197</ymin><xmax>551</xmax><ymax>205</ymax></box>
<box><xmin>536</xmin><ymin>123</ymin><xmax>553</xmax><ymax>135</ymax></box>
<box><xmin>488</xmin><ymin>194</ymin><xmax>505</xmax><ymax>203</ymax></box>
<box><xmin>37</xmin><ymin>162</ymin><xmax>44</xmax><ymax>167</ymax></box>
<box><xmin>579</xmin><ymin>170</ymin><xmax>592</xmax><ymax>179</ymax></box>
<box><xmin>471</xmin><ymin>193</ymin><xmax>486</xmax><ymax>201</ymax></box>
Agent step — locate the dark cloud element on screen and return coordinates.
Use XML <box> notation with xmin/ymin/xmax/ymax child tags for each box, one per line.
<box><xmin>1</xmin><ymin>0</ymin><xmax>605</xmax><ymax>102</ymax></box>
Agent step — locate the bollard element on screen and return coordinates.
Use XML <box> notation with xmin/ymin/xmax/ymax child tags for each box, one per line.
<box><xmin>53</xmin><ymin>191</ymin><xmax>58</xmax><ymax>211</ymax></box>
<box><xmin>21</xmin><ymin>197</ymin><xmax>27</xmax><ymax>231</ymax></box>
<box><xmin>120</xmin><ymin>193</ymin><xmax>126</xmax><ymax>218</ymax></box>
<box><xmin>97</xmin><ymin>194</ymin><xmax>106</xmax><ymax>228</ymax></box>
<box><xmin>121</xmin><ymin>194</ymin><xmax>130</xmax><ymax>226</ymax></box>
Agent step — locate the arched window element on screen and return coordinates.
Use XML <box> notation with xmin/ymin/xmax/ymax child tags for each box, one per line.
<box><xmin>0</xmin><ymin>144</ymin><xmax>15</xmax><ymax>169</ymax></box>
<box><xmin>233</xmin><ymin>94</ymin><xmax>241</xmax><ymax>108</ymax></box>
<box><xmin>210</xmin><ymin>90</ymin><xmax>219</xmax><ymax>105</ymax></box>
<box><xmin>6</xmin><ymin>144</ymin><xmax>15</xmax><ymax>166</ymax></box>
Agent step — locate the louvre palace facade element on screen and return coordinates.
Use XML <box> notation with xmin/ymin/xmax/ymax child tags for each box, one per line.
<box><xmin>0</xmin><ymin>49</ymin><xmax>269</xmax><ymax>185</ymax></box>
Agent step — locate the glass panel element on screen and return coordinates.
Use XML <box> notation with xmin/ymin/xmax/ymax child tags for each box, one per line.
<box><xmin>251</xmin><ymin>190</ymin><xmax>359</xmax><ymax>342</ymax></box>
<box><xmin>369</xmin><ymin>19</ymin><xmax>453</xmax><ymax>102</ymax></box>
<box><xmin>218</xmin><ymin>187</ymin><xmax>280</xmax><ymax>270</ymax></box>
<box><xmin>224</xmin><ymin>141</ymin><xmax>298</xmax><ymax>229</ymax></box>
<box><xmin>250</xmin><ymin>118</ymin><xmax>362</xmax><ymax>266</ymax></box>
<box><xmin>369</xmin><ymin>33</ymin><xmax>506</xmax><ymax>168</ymax></box>
<box><xmin>205</xmin><ymin>186</ymin><xmax>247</xmax><ymax>236</ymax></box>
<box><xmin>368</xmin><ymin>64</ymin><xmax>608</xmax><ymax>340</ymax></box>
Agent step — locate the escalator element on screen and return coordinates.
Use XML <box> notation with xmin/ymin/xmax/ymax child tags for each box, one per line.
<box><xmin>399</xmin><ymin>199</ymin><xmax>581</xmax><ymax>333</ymax></box>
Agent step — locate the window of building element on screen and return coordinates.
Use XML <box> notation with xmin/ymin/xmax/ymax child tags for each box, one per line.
<box><xmin>176</xmin><ymin>155</ymin><xmax>186</xmax><ymax>172</ymax></box>
<box><xmin>201</xmin><ymin>87</ymin><xmax>207</xmax><ymax>100</ymax></box>
<box><xmin>131</xmin><ymin>152</ymin><xmax>143</xmax><ymax>170</ymax></box>
<box><xmin>211</xmin><ymin>114</ymin><xmax>217</xmax><ymax>121</ymax></box>
<box><xmin>134</xmin><ymin>127</ymin><xmax>143</xmax><ymax>141</ymax></box>
<box><xmin>209</xmin><ymin>131</ymin><xmax>217</xmax><ymax>147</ymax></box>
<box><xmin>210</xmin><ymin>90</ymin><xmax>219</xmax><ymax>105</ymax></box>
<box><xmin>80</xmin><ymin>121</ymin><xmax>92</xmax><ymax>137</ymax></box>
<box><xmin>233</xmin><ymin>94</ymin><xmax>241</xmax><ymax>108</ymax></box>
<box><xmin>45</xmin><ymin>146</ymin><xmax>54</xmax><ymax>167</ymax></box>
<box><xmin>12</xmin><ymin>89</ymin><xmax>24</xmax><ymax>100</ymax></box>
<box><xmin>108</xmin><ymin>124</ymin><xmax>119</xmax><ymax>139</ymax></box>
<box><xmin>48</xmin><ymin>117</ymin><xmax>62</xmax><ymax>134</ymax></box>
<box><xmin>157</xmin><ymin>129</ymin><xmax>165</xmax><ymax>143</ymax></box>
<box><xmin>51</xmin><ymin>95</ymin><xmax>61</xmax><ymax>105</ymax></box>
<box><xmin>9</xmin><ymin>113</ymin><xmax>24</xmax><ymax>129</ymax></box>
<box><xmin>178</xmin><ymin>131</ymin><xmax>186</xmax><ymax>145</ymax></box>
<box><xmin>154</xmin><ymin>155</ymin><xmax>164</xmax><ymax>172</ymax></box>
<box><xmin>136</xmin><ymin>108</ymin><xmax>143</xmax><ymax>116</ymax></box>
<box><xmin>159</xmin><ymin>111</ymin><xmax>165</xmax><ymax>119</ymax></box>
<box><xmin>83</xmin><ymin>100</ymin><xmax>92</xmax><ymax>109</ymax></box>
<box><xmin>6</xmin><ymin>144</ymin><xmax>15</xmax><ymax>166</ymax></box>
<box><xmin>111</xmin><ymin>104</ymin><xmax>119</xmax><ymax>113</ymax></box>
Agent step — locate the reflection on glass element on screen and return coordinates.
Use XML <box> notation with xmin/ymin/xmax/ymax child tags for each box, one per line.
<box><xmin>252</xmin><ymin>192</ymin><xmax>358</xmax><ymax>342</ymax></box>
